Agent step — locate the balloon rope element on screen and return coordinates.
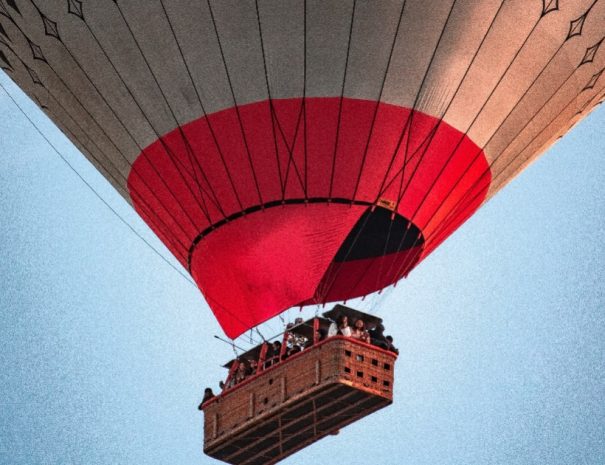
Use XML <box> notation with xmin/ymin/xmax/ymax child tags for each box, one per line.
<box><xmin>318</xmin><ymin>0</ymin><xmax>459</xmax><ymax>303</ymax></box>
<box><xmin>213</xmin><ymin>336</ymin><xmax>243</xmax><ymax>357</ymax></box>
<box><xmin>156</xmin><ymin>0</ymin><xmax>241</xmax><ymax>216</ymax></box>
<box><xmin>205</xmin><ymin>0</ymin><xmax>264</xmax><ymax>206</ymax></box>
<box><xmin>2</xmin><ymin>43</ymin><xmax>200</xmax><ymax>259</ymax></box>
<box><xmin>350</xmin><ymin>0</ymin><xmax>408</xmax><ymax>203</ymax></box>
<box><xmin>424</xmin><ymin>77</ymin><xmax>605</xmax><ymax>254</ymax></box>
<box><xmin>391</xmin><ymin>3</ymin><xmax>605</xmax><ymax>280</ymax></box>
<box><xmin>256</xmin><ymin>0</ymin><xmax>285</xmax><ymax>200</ymax></box>
<box><xmin>389</xmin><ymin>76</ymin><xmax>605</xmax><ymax>291</ymax></box>
<box><xmin>0</xmin><ymin>80</ymin><xmax>196</xmax><ymax>287</ymax></box>
<box><xmin>40</xmin><ymin>0</ymin><xmax>216</xmax><ymax>228</ymax></box>
<box><xmin>303</xmin><ymin>0</ymin><xmax>308</xmax><ymax>198</ymax></box>
<box><xmin>4</xmin><ymin>4</ymin><xmax>216</xmax><ymax>248</ymax></box>
<box><xmin>83</xmin><ymin>5</ymin><xmax>226</xmax><ymax>220</ymax></box>
<box><xmin>332</xmin><ymin>0</ymin><xmax>544</xmax><ymax>300</ymax></box>
<box><xmin>376</xmin><ymin>2</ymin><xmax>546</xmax><ymax>202</ymax></box>
<box><xmin>374</xmin><ymin>5</ymin><xmax>552</xmax><ymax>286</ymax></box>
<box><xmin>4</xmin><ymin>51</ymin><xmax>199</xmax><ymax>261</ymax></box>
<box><xmin>255</xmin><ymin>328</ymin><xmax>267</xmax><ymax>343</ymax></box>
<box><xmin>110</xmin><ymin>1</ymin><xmax>212</xmax><ymax>224</ymax></box>
<box><xmin>254</xmin><ymin>0</ymin><xmax>305</xmax><ymax>200</ymax></box>
<box><xmin>327</xmin><ymin>0</ymin><xmax>357</xmax><ymax>201</ymax></box>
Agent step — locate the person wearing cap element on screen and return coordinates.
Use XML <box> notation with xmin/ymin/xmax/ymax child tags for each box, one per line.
<box><xmin>198</xmin><ymin>387</ymin><xmax>215</xmax><ymax>410</ymax></box>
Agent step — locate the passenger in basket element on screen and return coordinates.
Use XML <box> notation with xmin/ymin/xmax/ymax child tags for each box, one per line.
<box><xmin>385</xmin><ymin>335</ymin><xmax>399</xmax><ymax>355</ymax></box>
<box><xmin>248</xmin><ymin>359</ymin><xmax>258</xmax><ymax>375</ymax></box>
<box><xmin>234</xmin><ymin>361</ymin><xmax>248</xmax><ymax>384</ymax></box>
<box><xmin>368</xmin><ymin>323</ymin><xmax>389</xmax><ymax>350</ymax></box>
<box><xmin>286</xmin><ymin>323</ymin><xmax>307</xmax><ymax>352</ymax></box>
<box><xmin>272</xmin><ymin>340</ymin><xmax>283</xmax><ymax>363</ymax></box>
<box><xmin>306</xmin><ymin>328</ymin><xmax>326</xmax><ymax>348</ymax></box>
<box><xmin>198</xmin><ymin>387</ymin><xmax>215</xmax><ymax>410</ymax></box>
<box><xmin>287</xmin><ymin>345</ymin><xmax>302</xmax><ymax>357</ymax></box>
<box><xmin>328</xmin><ymin>314</ymin><xmax>352</xmax><ymax>337</ymax></box>
<box><xmin>351</xmin><ymin>319</ymin><xmax>371</xmax><ymax>344</ymax></box>
<box><xmin>264</xmin><ymin>342</ymin><xmax>275</xmax><ymax>369</ymax></box>
<box><xmin>243</xmin><ymin>358</ymin><xmax>257</xmax><ymax>377</ymax></box>
<box><xmin>224</xmin><ymin>375</ymin><xmax>236</xmax><ymax>389</ymax></box>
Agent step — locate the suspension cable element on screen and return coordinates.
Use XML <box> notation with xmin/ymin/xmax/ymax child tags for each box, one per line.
<box><xmin>0</xmin><ymin>79</ymin><xmax>196</xmax><ymax>287</ymax></box>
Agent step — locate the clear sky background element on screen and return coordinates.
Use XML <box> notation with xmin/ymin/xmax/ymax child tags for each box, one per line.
<box><xmin>1</xmin><ymin>69</ymin><xmax>604</xmax><ymax>465</ymax></box>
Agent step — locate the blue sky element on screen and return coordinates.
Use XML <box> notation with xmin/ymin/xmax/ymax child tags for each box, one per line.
<box><xmin>1</xmin><ymin>71</ymin><xmax>604</xmax><ymax>465</ymax></box>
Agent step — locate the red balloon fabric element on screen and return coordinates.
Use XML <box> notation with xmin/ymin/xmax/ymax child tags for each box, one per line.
<box><xmin>129</xmin><ymin>98</ymin><xmax>490</xmax><ymax>338</ymax></box>
<box><xmin>6</xmin><ymin>1</ymin><xmax>602</xmax><ymax>338</ymax></box>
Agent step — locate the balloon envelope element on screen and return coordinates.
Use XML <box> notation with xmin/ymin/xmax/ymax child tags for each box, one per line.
<box><xmin>2</xmin><ymin>0</ymin><xmax>603</xmax><ymax>337</ymax></box>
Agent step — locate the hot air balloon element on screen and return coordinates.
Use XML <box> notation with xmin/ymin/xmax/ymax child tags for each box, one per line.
<box><xmin>200</xmin><ymin>304</ymin><xmax>398</xmax><ymax>465</ymax></box>
<box><xmin>1</xmin><ymin>0</ymin><xmax>604</xmax><ymax>462</ymax></box>
<box><xmin>1</xmin><ymin>0</ymin><xmax>604</xmax><ymax>337</ymax></box>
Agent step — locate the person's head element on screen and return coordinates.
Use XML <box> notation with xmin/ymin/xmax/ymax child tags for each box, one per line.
<box><xmin>354</xmin><ymin>319</ymin><xmax>365</xmax><ymax>330</ymax></box>
<box><xmin>337</xmin><ymin>314</ymin><xmax>348</xmax><ymax>327</ymax></box>
<box><xmin>374</xmin><ymin>323</ymin><xmax>385</xmax><ymax>333</ymax></box>
<box><xmin>249</xmin><ymin>359</ymin><xmax>258</xmax><ymax>369</ymax></box>
<box><xmin>204</xmin><ymin>387</ymin><xmax>213</xmax><ymax>395</ymax></box>
<box><xmin>386</xmin><ymin>335</ymin><xmax>393</xmax><ymax>343</ymax></box>
<box><xmin>316</xmin><ymin>328</ymin><xmax>327</xmax><ymax>341</ymax></box>
<box><xmin>272</xmin><ymin>340</ymin><xmax>282</xmax><ymax>351</ymax></box>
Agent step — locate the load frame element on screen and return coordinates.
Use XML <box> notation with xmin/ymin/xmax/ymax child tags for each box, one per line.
<box><xmin>201</xmin><ymin>305</ymin><xmax>397</xmax><ymax>465</ymax></box>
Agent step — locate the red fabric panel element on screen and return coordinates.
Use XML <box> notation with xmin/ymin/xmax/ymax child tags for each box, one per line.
<box><xmin>128</xmin><ymin>98</ymin><xmax>491</xmax><ymax>337</ymax></box>
<box><xmin>190</xmin><ymin>204</ymin><xmax>365</xmax><ymax>338</ymax></box>
<box><xmin>299</xmin><ymin>245</ymin><xmax>424</xmax><ymax>306</ymax></box>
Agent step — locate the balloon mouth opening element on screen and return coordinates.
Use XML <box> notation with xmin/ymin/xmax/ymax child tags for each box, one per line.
<box><xmin>299</xmin><ymin>204</ymin><xmax>425</xmax><ymax>305</ymax></box>
<box><xmin>333</xmin><ymin>204</ymin><xmax>424</xmax><ymax>263</ymax></box>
